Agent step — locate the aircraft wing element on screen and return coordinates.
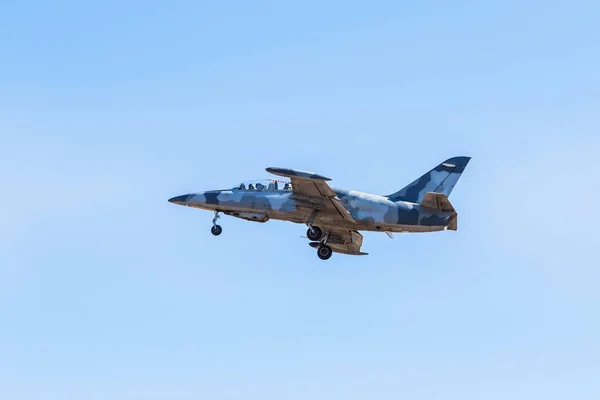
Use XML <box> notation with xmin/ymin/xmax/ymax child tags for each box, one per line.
<box><xmin>266</xmin><ymin>167</ymin><xmax>355</xmax><ymax>222</ymax></box>
<box><xmin>325</xmin><ymin>229</ymin><xmax>368</xmax><ymax>255</ymax></box>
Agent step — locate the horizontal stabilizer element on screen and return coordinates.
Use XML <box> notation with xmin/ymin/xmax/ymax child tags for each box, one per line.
<box><xmin>420</xmin><ymin>192</ymin><xmax>455</xmax><ymax>212</ymax></box>
<box><xmin>446</xmin><ymin>213</ymin><xmax>458</xmax><ymax>231</ymax></box>
<box><xmin>420</xmin><ymin>192</ymin><xmax>458</xmax><ymax>231</ymax></box>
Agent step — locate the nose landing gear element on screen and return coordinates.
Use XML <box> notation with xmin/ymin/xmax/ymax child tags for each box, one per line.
<box><xmin>211</xmin><ymin>211</ymin><xmax>222</xmax><ymax>236</ymax></box>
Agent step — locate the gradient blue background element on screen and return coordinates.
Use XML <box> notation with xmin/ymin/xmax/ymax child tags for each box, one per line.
<box><xmin>1</xmin><ymin>1</ymin><xmax>599</xmax><ymax>399</ymax></box>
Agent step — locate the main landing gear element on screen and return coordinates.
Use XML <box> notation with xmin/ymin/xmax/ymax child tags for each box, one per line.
<box><xmin>306</xmin><ymin>226</ymin><xmax>323</xmax><ymax>241</ymax></box>
<box><xmin>306</xmin><ymin>226</ymin><xmax>332</xmax><ymax>260</ymax></box>
<box><xmin>306</xmin><ymin>210</ymin><xmax>331</xmax><ymax>260</ymax></box>
<box><xmin>308</xmin><ymin>240</ymin><xmax>333</xmax><ymax>260</ymax></box>
<box><xmin>317</xmin><ymin>244</ymin><xmax>332</xmax><ymax>260</ymax></box>
<box><xmin>211</xmin><ymin>211</ymin><xmax>222</xmax><ymax>236</ymax></box>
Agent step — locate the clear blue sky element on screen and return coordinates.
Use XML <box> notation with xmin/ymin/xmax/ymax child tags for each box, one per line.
<box><xmin>1</xmin><ymin>1</ymin><xmax>599</xmax><ymax>399</ymax></box>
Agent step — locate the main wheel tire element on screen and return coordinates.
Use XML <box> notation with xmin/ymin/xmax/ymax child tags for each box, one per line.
<box><xmin>307</xmin><ymin>226</ymin><xmax>323</xmax><ymax>241</ymax></box>
<box><xmin>211</xmin><ymin>225</ymin><xmax>223</xmax><ymax>236</ymax></box>
<box><xmin>317</xmin><ymin>245</ymin><xmax>332</xmax><ymax>260</ymax></box>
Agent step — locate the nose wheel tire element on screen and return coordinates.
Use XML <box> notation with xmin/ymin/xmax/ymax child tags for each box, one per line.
<box><xmin>317</xmin><ymin>245</ymin><xmax>332</xmax><ymax>260</ymax></box>
<box><xmin>211</xmin><ymin>225</ymin><xmax>223</xmax><ymax>236</ymax></box>
<box><xmin>306</xmin><ymin>226</ymin><xmax>323</xmax><ymax>241</ymax></box>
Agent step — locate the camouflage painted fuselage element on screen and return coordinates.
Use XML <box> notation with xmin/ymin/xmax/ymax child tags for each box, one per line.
<box><xmin>171</xmin><ymin>188</ymin><xmax>452</xmax><ymax>233</ymax></box>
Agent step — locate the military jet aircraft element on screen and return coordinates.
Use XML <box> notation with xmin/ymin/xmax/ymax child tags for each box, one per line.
<box><xmin>168</xmin><ymin>156</ymin><xmax>471</xmax><ymax>260</ymax></box>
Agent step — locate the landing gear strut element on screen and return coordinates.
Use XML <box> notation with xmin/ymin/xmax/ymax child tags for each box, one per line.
<box><xmin>308</xmin><ymin>231</ymin><xmax>333</xmax><ymax>260</ymax></box>
<box><xmin>211</xmin><ymin>211</ymin><xmax>222</xmax><ymax>236</ymax></box>
<box><xmin>305</xmin><ymin>210</ymin><xmax>331</xmax><ymax>260</ymax></box>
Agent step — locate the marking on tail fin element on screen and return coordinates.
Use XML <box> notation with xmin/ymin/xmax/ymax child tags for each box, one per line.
<box><xmin>432</xmin><ymin>167</ymin><xmax>458</xmax><ymax>194</ymax></box>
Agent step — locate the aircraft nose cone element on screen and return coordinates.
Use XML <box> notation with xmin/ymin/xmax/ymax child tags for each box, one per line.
<box><xmin>168</xmin><ymin>194</ymin><xmax>190</xmax><ymax>204</ymax></box>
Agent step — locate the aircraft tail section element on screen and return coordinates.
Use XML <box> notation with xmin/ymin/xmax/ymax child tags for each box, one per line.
<box><xmin>420</xmin><ymin>192</ymin><xmax>455</xmax><ymax>212</ymax></box>
<box><xmin>386</xmin><ymin>156</ymin><xmax>471</xmax><ymax>203</ymax></box>
<box><xmin>420</xmin><ymin>192</ymin><xmax>458</xmax><ymax>231</ymax></box>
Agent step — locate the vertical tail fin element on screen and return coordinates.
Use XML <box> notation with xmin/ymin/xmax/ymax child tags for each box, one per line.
<box><xmin>386</xmin><ymin>156</ymin><xmax>471</xmax><ymax>203</ymax></box>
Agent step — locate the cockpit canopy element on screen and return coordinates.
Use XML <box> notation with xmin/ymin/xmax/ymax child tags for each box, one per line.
<box><xmin>231</xmin><ymin>179</ymin><xmax>292</xmax><ymax>192</ymax></box>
